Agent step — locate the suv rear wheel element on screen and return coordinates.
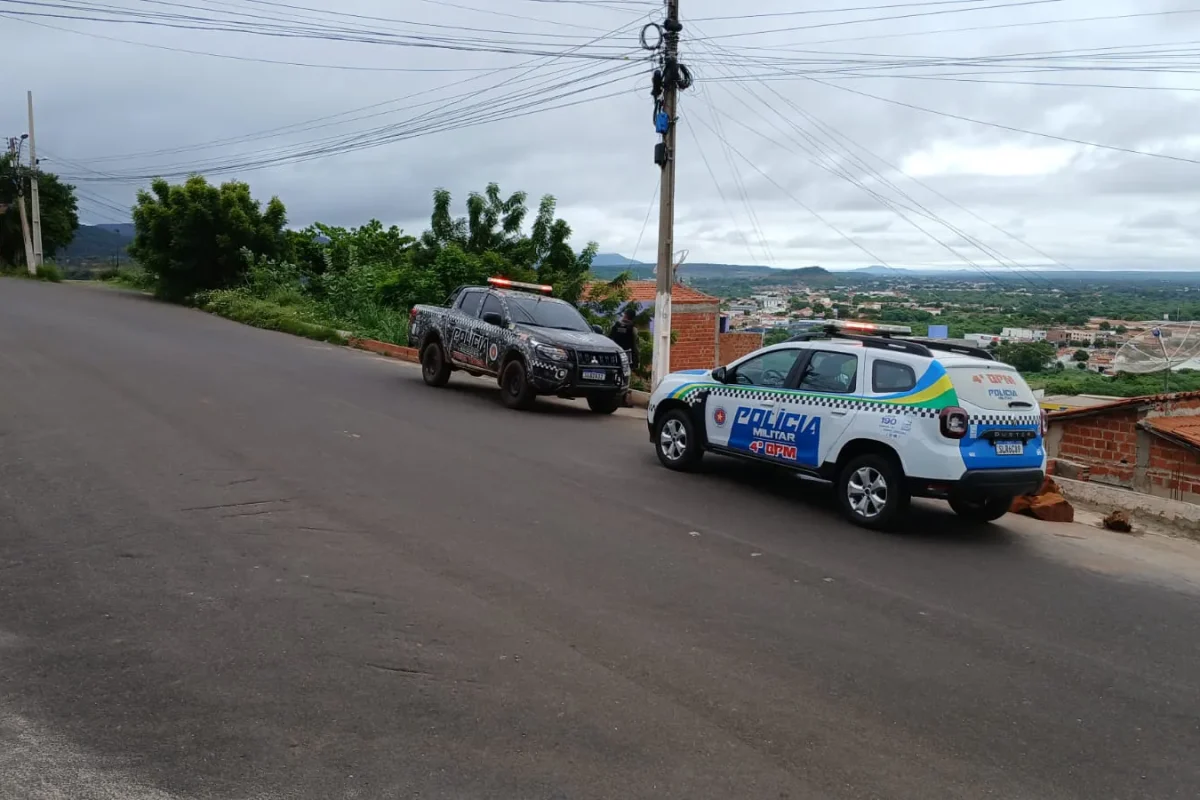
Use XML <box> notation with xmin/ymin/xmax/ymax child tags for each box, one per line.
<box><xmin>421</xmin><ymin>341</ymin><xmax>451</xmax><ymax>387</ymax></box>
<box><xmin>837</xmin><ymin>453</ymin><xmax>908</xmax><ymax>529</ymax></box>
<box><xmin>949</xmin><ymin>495</ymin><xmax>1012</xmax><ymax>523</ymax></box>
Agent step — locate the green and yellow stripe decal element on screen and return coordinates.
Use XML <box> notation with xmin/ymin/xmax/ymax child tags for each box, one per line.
<box><xmin>669</xmin><ymin>361</ymin><xmax>958</xmax><ymax>410</ymax></box>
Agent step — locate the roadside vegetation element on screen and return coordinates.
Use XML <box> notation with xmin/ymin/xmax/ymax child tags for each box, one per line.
<box><xmin>0</xmin><ymin>262</ymin><xmax>63</xmax><ymax>282</ymax></box>
<box><xmin>110</xmin><ymin>176</ymin><xmax>641</xmax><ymax>359</ymax></box>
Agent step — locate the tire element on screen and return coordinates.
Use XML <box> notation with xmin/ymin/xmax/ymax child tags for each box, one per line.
<box><xmin>949</xmin><ymin>495</ymin><xmax>1012</xmax><ymax>523</ymax></box>
<box><xmin>654</xmin><ymin>408</ymin><xmax>703</xmax><ymax>471</ymax></box>
<box><xmin>837</xmin><ymin>453</ymin><xmax>908</xmax><ymax>530</ymax></box>
<box><xmin>500</xmin><ymin>359</ymin><xmax>536</xmax><ymax>410</ymax></box>
<box><xmin>421</xmin><ymin>340</ymin><xmax>451</xmax><ymax>387</ymax></box>
<box><xmin>587</xmin><ymin>393</ymin><xmax>623</xmax><ymax>415</ymax></box>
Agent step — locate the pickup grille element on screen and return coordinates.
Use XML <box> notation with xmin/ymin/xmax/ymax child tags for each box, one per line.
<box><xmin>576</xmin><ymin>351</ymin><xmax>621</xmax><ymax>367</ymax></box>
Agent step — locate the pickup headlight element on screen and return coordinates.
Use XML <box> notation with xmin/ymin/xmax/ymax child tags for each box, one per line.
<box><xmin>535</xmin><ymin>344</ymin><xmax>570</xmax><ymax>362</ymax></box>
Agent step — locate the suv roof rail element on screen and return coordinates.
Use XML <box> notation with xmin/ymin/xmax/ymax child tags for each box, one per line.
<box><xmin>787</xmin><ymin>328</ymin><xmax>935</xmax><ymax>358</ymax></box>
<box><xmin>906</xmin><ymin>337</ymin><xmax>996</xmax><ymax>361</ymax></box>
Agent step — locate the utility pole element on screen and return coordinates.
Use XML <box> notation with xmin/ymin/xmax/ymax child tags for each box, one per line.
<box><xmin>650</xmin><ymin>0</ymin><xmax>690</xmax><ymax>389</ymax></box>
<box><xmin>27</xmin><ymin>91</ymin><xmax>43</xmax><ymax>269</ymax></box>
<box><xmin>6</xmin><ymin>135</ymin><xmax>35</xmax><ymax>273</ymax></box>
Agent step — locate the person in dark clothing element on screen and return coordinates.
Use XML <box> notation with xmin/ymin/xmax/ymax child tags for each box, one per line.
<box><xmin>609</xmin><ymin>305</ymin><xmax>640</xmax><ymax>371</ymax></box>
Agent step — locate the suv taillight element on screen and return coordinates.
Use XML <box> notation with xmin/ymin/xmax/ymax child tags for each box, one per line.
<box><xmin>939</xmin><ymin>406</ymin><xmax>969</xmax><ymax>439</ymax></box>
<box><xmin>409</xmin><ymin>307</ymin><xmax>418</xmax><ymax>323</ymax></box>
<box><xmin>1039</xmin><ymin>409</ymin><xmax>1048</xmax><ymax>437</ymax></box>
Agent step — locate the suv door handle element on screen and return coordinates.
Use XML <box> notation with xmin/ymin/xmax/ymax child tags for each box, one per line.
<box><xmin>761</xmin><ymin>400</ymin><xmax>776</xmax><ymax>408</ymax></box>
<box><xmin>831</xmin><ymin>410</ymin><xmax>847</xmax><ymax>417</ymax></box>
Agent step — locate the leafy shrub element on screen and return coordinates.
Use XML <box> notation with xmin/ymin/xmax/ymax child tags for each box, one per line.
<box><xmin>35</xmin><ymin>263</ymin><xmax>63</xmax><ymax>282</ymax></box>
<box><xmin>130</xmin><ymin>176</ymin><xmax>289</xmax><ymax>301</ymax></box>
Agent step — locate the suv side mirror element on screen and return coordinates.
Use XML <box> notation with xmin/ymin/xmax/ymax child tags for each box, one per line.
<box><xmin>482</xmin><ymin>312</ymin><xmax>504</xmax><ymax>327</ymax></box>
<box><xmin>591</xmin><ymin>324</ymin><xmax>603</xmax><ymax>334</ymax></box>
<box><xmin>712</xmin><ymin>366</ymin><xmax>728</xmax><ymax>383</ymax></box>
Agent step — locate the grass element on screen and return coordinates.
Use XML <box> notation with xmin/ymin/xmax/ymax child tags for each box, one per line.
<box><xmin>1</xmin><ymin>262</ymin><xmax>63</xmax><ymax>282</ymax></box>
<box><xmin>197</xmin><ymin>290</ymin><xmax>348</xmax><ymax>346</ymax></box>
<box><xmin>100</xmin><ymin>266</ymin><xmax>410</xmax><ymax>347</ymax></box>
<box><xmin>103</xmin><ymin>266</ymin><xmax>157</xmax><ymax>292</ymax></box>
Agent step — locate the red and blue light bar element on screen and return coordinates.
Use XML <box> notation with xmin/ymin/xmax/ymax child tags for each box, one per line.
<box><xmin>488</xmin><ymin>277</ymin><xmax>553</xmax><ymax>294</ymax></box>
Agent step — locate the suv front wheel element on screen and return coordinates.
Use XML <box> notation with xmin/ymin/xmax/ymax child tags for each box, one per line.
<box><xmin>837</xmin><ymin>453</ymin><xmax>908</xmax><ymax>529</ymax></box>
<box><xmin>500</xmin><ymin>359</ymin><xmax>537</xmax><ymax>410</ymax></box>
<box><xmin>654</xmin><ymin>409</ymin><xmax>702</xmax><ymax>471</ymax></box>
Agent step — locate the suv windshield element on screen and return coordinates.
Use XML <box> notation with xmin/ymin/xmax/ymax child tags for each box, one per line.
<box><xmin>506</xmin><ymin>295</ymin><xmax>591</xmax><ymax>332</ymax></box>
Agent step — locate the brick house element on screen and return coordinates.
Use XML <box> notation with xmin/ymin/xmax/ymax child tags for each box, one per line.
<box><xmin>1045</xmin><ymin>390</ymin><xmax>1200</xmax><ymax>504</ymax></box>
<box><xmin>584</xmin><ymin>281</ymin><xmax>763</xmax><ymax>372</ymax></box>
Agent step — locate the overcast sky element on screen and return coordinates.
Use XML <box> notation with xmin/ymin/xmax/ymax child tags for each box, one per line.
<box><xmin>4</xmin><ymin>0</ymin><xmax>1200</xmax><ymax>271</ymax></box>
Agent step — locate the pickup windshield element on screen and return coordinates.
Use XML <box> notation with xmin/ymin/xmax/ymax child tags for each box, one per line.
<box><xmin>506</xmin><ymin>295</ymin><xmax>591</xmax><ymax>332</ymax></box>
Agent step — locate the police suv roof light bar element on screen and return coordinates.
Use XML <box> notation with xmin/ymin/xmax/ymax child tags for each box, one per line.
<box><xmin>825</xmin><ymin>319</ymin><xmax>913</xmax><ymax>336</ymax></box>
<box><xmin>488</xmin><ymin>277</ymin><xmax>553</xmax><ymax>294</ymax></box>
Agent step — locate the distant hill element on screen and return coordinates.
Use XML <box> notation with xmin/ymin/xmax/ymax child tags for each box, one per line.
<box><xmin>590</xmin><ymin>253</ymin><xmax>833</xmax><ymax>283</ymax></box>
<box><xmin>59</xmin><ymin>223</ymin><xmax>134</xmax><ymax>262</ymax></box>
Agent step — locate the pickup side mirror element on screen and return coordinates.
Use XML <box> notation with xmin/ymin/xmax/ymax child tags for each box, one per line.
<box><xmin>591</xmin><ymin>324</ymin><xmax>604</xmax><ymax>335</ymax></box>
<box><xmin>712</xmin><ymin>366</ymin><xmax>728</xmax><ymax>383</ymax></box>
<box><xmin>482</xmin><ymin>312</ymin><xmax>504</xmax><ymax>327</ymax></box>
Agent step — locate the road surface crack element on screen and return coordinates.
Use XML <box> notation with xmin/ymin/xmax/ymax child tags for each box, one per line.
<box><xmin>365</xmin><ymin>662</ymin><xmax>430</xmax><ymax>677</ymax></box>
<box><xmin>180</xmin><ymin>499</ymin><xmax>290</xmax><ymax>512</ymax></box>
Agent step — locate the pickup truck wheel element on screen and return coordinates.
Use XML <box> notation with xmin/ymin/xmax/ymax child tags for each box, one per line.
<box><xmin>654</xmin><ymin>409</ymin><xmax>702</xmax><ymax>471</ymax></box>
<box><xmin>837</xmin><ymin>453</ymin><xmax>908</xmax><ymax>530</ymax></box>
<box><xmin>949</xmin><ymin>495</ymin><xmax>1012</xmax><ymax>523</ymax></box>
<box><xmin>587</xmin><ymin>393</ymin><xmax>623</xmax><ymax>415</ymax></box>
<box><xmin>501</xmin><ymin>360</ymin><xmax>536</xmax><ymax>410</ymax></box>
<box><xmin>421</xmin><ymin>341</ymin><xmax>451</xmax><ymax>387</ymax></box>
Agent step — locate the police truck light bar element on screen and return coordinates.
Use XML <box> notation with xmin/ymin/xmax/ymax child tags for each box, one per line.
<box><xmin>488</xmin><ymin>277</ymin><xmax>553</xmax><ymax>294</ymax></box>
<box><xmin>826</xmin><ymin>319</ymin><xmax>912</xmax><ymax>336</ymax></box>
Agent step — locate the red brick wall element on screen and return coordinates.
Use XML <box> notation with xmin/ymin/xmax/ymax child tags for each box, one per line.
<box><xmin>670</xmin><ymin>310</ymin><xmax>718</xmax><ymax>372</ymax></box>
<box><xmin>1055</xmin><ymin>410</ymin><xmax>1139</xmax><ymax>486</ymax></box>
<box><xmin>1147</xmin><ymin>437</ymin><xmax>1200</xmax><ymax>502</ymax></box>
<box><xmin>718</xmin><ymin>332</ymin><xmax>763</xmax><ymax>366</ymax></box>
<box><xmin>1048</xmin><ymin>395</ymin><xmax>1200</xmax><ymax>501</ymax></box>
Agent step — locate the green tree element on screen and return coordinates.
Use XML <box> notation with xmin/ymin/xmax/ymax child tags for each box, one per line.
<box><xmin>130</xmin><ymin>176</ymin><xmax>288</xmax><ymax>300</ymax></box>
<box><xmin>764</xmin><ymin>328</ymin><xmax>791</xmax><ymax>347</ymax></box>
<box><xmin>1072</xmin><ymin>348</ymin><xmax>1090</xmax><ymax>363</ymax></box>
<box><xmin>995</xmin><ymin>340</ymin><xmax>1056</xmax><ymax>373</ymax></box>
<box><xmin>1116</xmin><ymin>324</ymin><xmax>1128</xmax><ymax>335</ymax></box>
<box><xmin>1098</xmin><ymin>320</ymin><xmax>1111</xmax><ymax>330</ymax></box>
<box><xmin>0</xmin><ymin>152</ymin><xmax>79</xmax><ymax>267</ymax></box>
<box><xmin>410</xmin><ymin>185</ymin><xmax>596</xmax><ymax>305</ymax></box>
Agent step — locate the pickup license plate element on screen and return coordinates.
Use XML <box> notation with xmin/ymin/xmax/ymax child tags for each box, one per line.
<box><xmin>995</xmin><ymin>441</ymin><xmax>1024</xmax><ymax>455</ymax></box>
<box><xmin>581</xmin><ymin>369</ymin><xmax>606</xmax><ymax>382</ymax></box>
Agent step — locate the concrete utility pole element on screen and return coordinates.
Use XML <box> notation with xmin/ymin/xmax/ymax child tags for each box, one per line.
<box><xmin>651</xmin><ymin>0</ymin><xmax>685</xmax><ymax>389</ymax></box>
<box><xmin>27</xmin><ymin>91</ymin><xmax>43</xmax><ymax>269</ymax></box>
<box><xmin>7</xmin><ymin>135</ymin><xmax>36</xmax><ymax>273</ymax></box>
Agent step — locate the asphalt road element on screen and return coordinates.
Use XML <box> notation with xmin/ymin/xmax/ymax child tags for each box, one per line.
<box><xmin>1</xmin><ymin>279</ymin><xmax>1198</xmax><ymax>800</ymax></box>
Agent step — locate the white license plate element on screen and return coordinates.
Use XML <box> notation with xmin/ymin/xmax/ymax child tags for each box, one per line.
<box><xmin>995</xmin><ymin>441</ymin><xmax>1024</xmax><ymax>455</ymax></box>
<box><xmin>581</xmin><ymin>370</ymin><xmax>606</xmax><ymax>382</ymax></box>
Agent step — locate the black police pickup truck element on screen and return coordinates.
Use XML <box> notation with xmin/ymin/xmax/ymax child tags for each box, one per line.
<box><xmin>408</xmin><ymin>277</ymin><xmax>631</xmax><ymax>413</ymax></box>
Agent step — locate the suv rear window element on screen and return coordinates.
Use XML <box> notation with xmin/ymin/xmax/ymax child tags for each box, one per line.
<box><xmin>872</xmin><ymin>360</ymin><xmax>916</xmax><ymax>393</ymax></box>
<box><xmin>945</xmin><ymin>364</ymin><xmax>1039</xmax><ymax>411</ymax></box>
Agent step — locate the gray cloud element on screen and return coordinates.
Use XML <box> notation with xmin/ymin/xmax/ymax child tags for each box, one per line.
<box><xmin>5</xmin><ymin>0</ymin><xmax>1200</xmax><ymax>271</ymax></box>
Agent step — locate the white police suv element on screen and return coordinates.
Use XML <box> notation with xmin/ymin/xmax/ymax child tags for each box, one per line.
<box><xmin>646</xmin><ymin>321</ymin><xmax>1047</xmax><ymax>529</ymax></box>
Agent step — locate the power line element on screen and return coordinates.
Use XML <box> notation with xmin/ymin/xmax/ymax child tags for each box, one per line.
<box><xmin>689</xmin><ymin>28</ymin><xmax>1051</xmax><ymax>286</ymax></box>
<box><xmin>712</xmin><ymin>8</ymin><xmax>1200</xmax><ymax>49</ymax></box>
<box><xmin>693</xmin><ymin>0</ymin><xmax>1011</xmax><ymax>22</ymax></box>
<box><xmin>809</xmin><ymin>77</ymin><xmax>1200</xmax><ymax>166</ymax></box>
<box><xmin>680</xmin><ymin>107</ymin><xmax>764</xmax><ymax>266</ymax></box>
<box><xmin>693</xmin><ymin>0</ymin><xmax>1067</xmax><ymax>41</ymax></box>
